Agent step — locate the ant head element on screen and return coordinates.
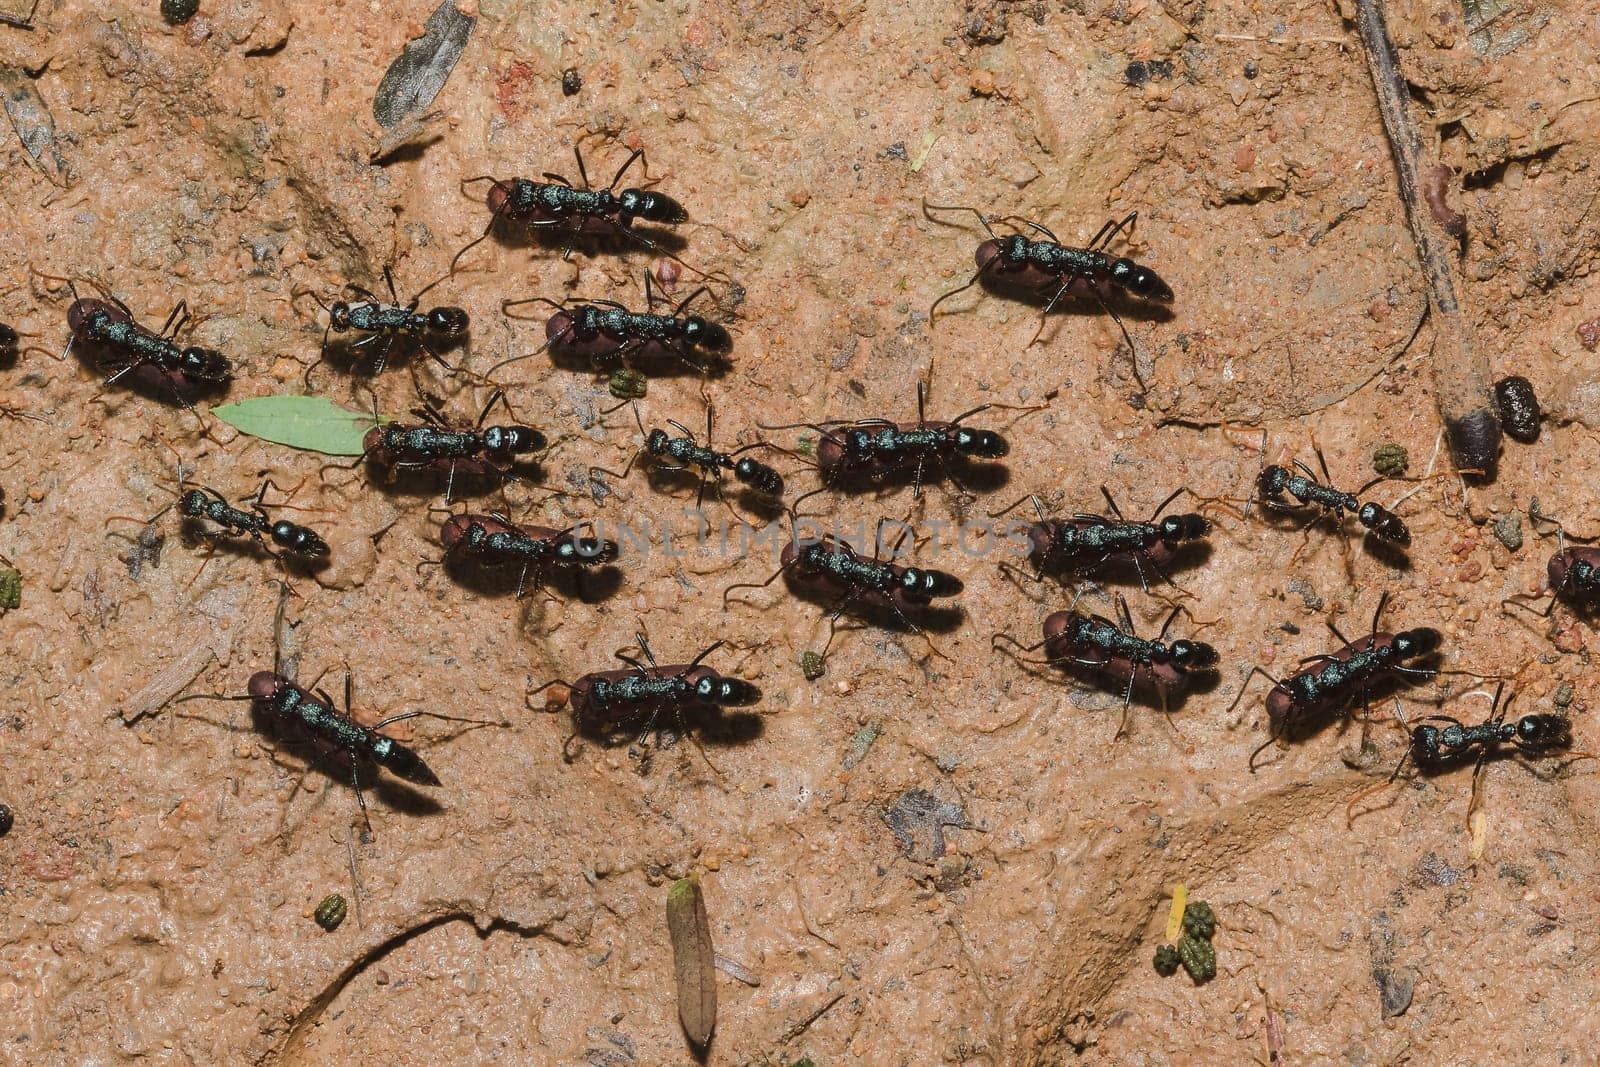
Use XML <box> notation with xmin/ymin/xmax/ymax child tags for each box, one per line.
<box><xmin>900</xmin><ymin>567</ymin><xmax>962</xmax><ymax>600</ymax></box>
<box><xmin>682</xmin><ymin>316</ymin><xmax>732</xmax><ymax>352</ymax></box>
<box><xmin>645</xmin><ymin>428</ymin><xmax>670</xmax><ymax>456</ymax></box>
<box><xmin>1108</xmin><ymin>258</ymin><xmax>1174</xmax><ymax>302</ymax></box>
<box><xmin>1160</xmin><ymin>513</ymin><xmax>1209</xmax><ymax>541</ymax></box>
<box><xmin>179</xmin><ymin>346</ymin><xmax>230</xmax><ymax>381</ymax></box>
<box><xmin>1411</xmin><ymin>721</ymin><xmax>1443</xmax><ymax>760</ymax></box>
<box><xmin>954</xmin><ymin>427</ymin><xmax>1008</xmax><ymax>458</ymax></box>
<box><xmin>247</xmin><ymin>671</ymin><xmax>284</xmax><ymax>701</ymax></box>
<box><xmin>483</xmin><ymin>425</ymin><xmax>546</xmax><ymax>455</ymax></box>
<box><xmin>1393</xmin><ymin>627</ymin><xmax>1441</xmax><ymax>659</ymax></box>
<box><xmin>427</xmin><ymin>307</ymin><xmax>469</xmax><ymax>336</ymax></box>
<box><xmin>439</xmin><ymin>514</ymin><xmax>481</xmax><ymax>552</ymax></box>
<box><xmin>67</xmin><ymin>298</ymin><xmax>120</xmax><ymax>336</ymax></box>
<box><xmin>1257</xmin><ymin>465</ymin><xmax>1290</xmax><ymax>497</ymax></box>
<box><xmin>486</xmin><ymin>181</ymin><xmax>511</xmax><ymax>216</ymax></box>
<box><xmin>1517</xmin><ymin>714</ymin><xmax>1570</xmax><ymax>747</ymax></box>
<box><xmin>619</xmin><ymin>188</ymin><xmax>688</xmax><ymax>224</ymax></box>
<box><xmin>272</xmin><ymin>521</ymin><xmax>329</xmax><ymax>557</ymax></box>
<box><xmin>558</xmin><ymin>534</ymin><xmax>619</xmax><ymax>565</ymax></box>
<box><xmin>734</xmin><ymin>457</ymin><xmax>783</xmax><ymax>495</ymax></box>
<box><xmin>692</xmin><ymin>672</ymin><xmax>761</xmax><ymax>706</ymax></box>
<box><xmin>1168</xmin><ymin>639</ymin><xmax>1218</xmax><ymax>670</ymax></box>
<box><xmin>328</xmin><ymin>302</ymin><xmax>353</xmax><ymax>330</ymax></box>
<box><xmin>177</xmin><ymin>489</ymin><xmax>208</xmax><ymax>517</ymax></box>
<box><xmin>999</xmin><ymin>234</ymin><xmax>1032</xmax><ymax>264</ymax></box>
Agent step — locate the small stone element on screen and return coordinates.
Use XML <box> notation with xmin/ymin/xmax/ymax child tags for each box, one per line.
<box><xmin>969</xmin><ymin>69</ymin><xmax>996</xmax><ymax>96</ymax></box>
<box><xmin>0</xmin><ymin>567</ymin><xmax>18</xmax><ymax>610</ymax></box>
<box><xmin>561</xmin><ymin>68</ymin><xmax>582</xmax><ymax>95</ymax></box>
<box><xmin>1554</xmin><ymin>682</ymin><xmax>1574</xmax><ymax>709</ymax></box>
<box><xmin>161</xmin><ymin>0</ymin><xmax>200</xmax><ymax>22</ymax></box>
<box><xmin>1493</xmin><ymin>514</ymin><xmax>1523</xmax><ymax>551</ymax></box>
<box><xmin>1372</xmin><ymin>443</ymin><xmax>1409</xmax><ymax>478</ymax></box>
<box><xmin>314</xmin><ymin>893</ymin><xmax>348</xmax><ymax>931</ymax></box>
<box><xmin>0</xmin><ymin>803</ymin><xmax>12</xmax><ymax>836</ymax></box>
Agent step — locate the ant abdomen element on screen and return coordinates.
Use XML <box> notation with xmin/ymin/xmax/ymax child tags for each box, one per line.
<box><xmin>734</xmin><ymin>457</ymin><xmax>783</xmax><ymax>496</ymax></box>
<box><xmin>900</xmin><ymin>567</ymin><xmax>963</xmax><ymax>601</ymax></box>
<box><xmin>953</xmin><ymin>427</ymin><xmax>1008</xmax><ymax>458</ymax></box>
<box><xmin>620</xmin><ymin>189</ymin><xmax>688</xmax><ymax>225</ymax></box>
<box><xmin>1108</xmin><ymin>258</ymin><xmax>1174</xmax><ymax>302</ymax></box>
<box><xmin>681</xmin><ymin>316</ymin><xmax>731</xmax><ymax>352</ymax></box>
<box><xmin>427</xmin><ymin>307</ymin><xmax>470</xmax><ymax>335</ymax></box>
<box><xmin>1358</xmin><ymin>502</ymin><xmax>1409</xmax><ymax>543</ymax></box>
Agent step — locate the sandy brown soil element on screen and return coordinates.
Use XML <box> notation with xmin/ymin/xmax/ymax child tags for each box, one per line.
<box><xmin>2</xmin><ymin>0</ymin><xmax>1599</xmax><ymax>1063</ymax></box>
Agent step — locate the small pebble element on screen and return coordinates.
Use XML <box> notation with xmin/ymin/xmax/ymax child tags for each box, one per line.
<box><xmin>1554</xmin><ymin>682</ymin><xmax>1574</xmax><ymax>709</ymax></box>
<box><xmin>1492</xmin><ymin>514</ymin><xmax>1523</xmax><ymax>552</ymax></box>
<box><xmin>561</xmin><ymin>68</ymin><xmax>582</xmax><ymax>95</ymax></box>
<box><xmin>800</xmin><ymin>651</ymin><xmax>825</xmax><ymax>681</ymax></box>
<box><xmin>161</xmin><ymin>0</ymin><xmax>199</xmax><ymax>22</ymax></box>
<box><xmin>0</xmin><ymin>803</ymin><xmax>13</xmax><ymax>836</ymax></box>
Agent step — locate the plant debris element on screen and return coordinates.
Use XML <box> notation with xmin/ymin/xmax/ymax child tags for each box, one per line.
<box><xmin>1372</xmin><ymin>442</ymin><xmax>1409</xmax><ymax>478</ymax></box>
<box><xmin>883</xmin><ymin>789</ymin><xmax>973</xmax><ymax>862</ymax></box>
<box><xmin>667</xmin><ymin>874</ymin><xmax>717</xmax><ymax>1050</ymax></box>
<box><xmin>372</xmin><ymin>0</ymin><xmax>475</xmax><ymax>130</ymax></box>
<box><xmin>1154</xmin><ymin>895</ymin><xmax>1219</xmax><ymax>984</ymax></box>
<box><xmin>314</xmin><ymin>893</ymin><xmax>348</xmax><ymax>931</ymax></box>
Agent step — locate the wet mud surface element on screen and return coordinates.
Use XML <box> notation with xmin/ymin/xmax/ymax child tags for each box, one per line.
<box><xmin>2</xmin><ymin>0</ymin><xmax>1599</xmax><ymax>1062</ymax></box>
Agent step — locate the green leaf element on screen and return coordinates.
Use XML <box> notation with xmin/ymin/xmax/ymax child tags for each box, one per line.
<box><xmin>213</xmin><ymin>396</ymin><xmax>385</xmax><ymax>456</ymax></box>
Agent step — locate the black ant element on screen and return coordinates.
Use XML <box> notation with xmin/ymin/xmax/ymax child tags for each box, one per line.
<box><xmin>323</xmin><ymin>389</ymin><xmax>547</xmax><ymax>503</ymax></box>
<box><xmin>451</xmin><ymin>146</ymin><xmax>696</xmax><ymax>276</ymax></box>
<box><xmin>723</xmin><ymin>514</ymin><xmax>962</xmax><ymax>662</ymax></box>
<box><xmin>169</xmin><ymin>589</ymin><xmax>503</xmax><ymax>834</ymax></box>
<box><xmin>107</xmin><ymin>450</ymin><xmax>328</xmax><ymax>587</ymax></box>
<box><xmin>1345</xmin><ymin>681</ymin><xmax>1591</xmax><ymax>828</ymax></box>
<box><xmin>1226</xmin><ymin>593</ymin><xmax>1485</xmax><ymax>770</ymax></box>
<box><xmin>923</xmin><ymin>200</ymin><xmax>1172</xmax><ymax>384</ymax></box>
<box><xmin>1252</xmin><ymin>449</ymin><xmax>1409</xmax><ymax>545</ymax></box>
<box><xmin>293</xmin><ymin>266</ymin><xmax>468</xmax><ymax>391</ymax></box>
<box><xmin>589</xmin><ymin>400</ymin><xmax>783</xmax><ymax>521</ymax></box>
<box><xmin>1502</xmin><ymin>512</ymin><xmax>1600</xmax><ymax>619</ymax></box>
<box><xmin>424</xmin><ymin>512</ymin><xmax>618</xmax><ymax>600</ymax></box>
<box><xmin>41</xmin><ymin>272</ymin><xmax>230</xmax><ymax>427</ymax></box>
<box><xmin>765</xmin><ymin>369</ymin><xmax>1038</xmax><ymax>513</ymax></box>
<box><xmin>531</xmin><ymin>631</ymin><xmax>759</xmax><ymax>768</ymax></box>
<box><xmin>991</xmin><ymin>486</ymin><xmax>1217</xmax><ymax>593</ymax></box>
<box><xmin>488</xmin><ymin>272</ymin><xmax>731</xmax><ymax>380</ymax></box>
<box><xmin>994</xmin><ymin>593</ymin><xmax>1217</xmax><ymax>738</ymax></box>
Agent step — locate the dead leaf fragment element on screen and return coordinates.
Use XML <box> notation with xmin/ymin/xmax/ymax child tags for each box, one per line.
<box><xmin>666</xmin><ymin>874</ymin><xmax>717</xmax><ymax>1049</ymax></box>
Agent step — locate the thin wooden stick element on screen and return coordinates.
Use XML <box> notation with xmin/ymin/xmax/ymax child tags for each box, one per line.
<box><xmin>1352</xmin><ymin>0</ymin><xmax>1500</xmax><ymax>480</ymax></box>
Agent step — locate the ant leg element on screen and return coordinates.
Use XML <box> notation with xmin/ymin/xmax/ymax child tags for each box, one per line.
<box><xmin>1026</xmin><ymin>282</ymin><xmax>1073</xmax><ymax>347</ymax></box>
<box><xmin>1095</xmin><ymin>295</ymin><xmax>1146</xmax><ymax>390</ymax></box>
<box><xmin>1464</xmin><ymin>743</ymin><xmax>1494</xmax><ymax>825</ymax></box>
<box><xmin>920</xmin><ymin>198</ymin><xmax>1002</xmax><ymax>241</ymax></box>
<box><xmin>160</xmin><ymin>300</ymin><xmax>191</xmax><ymax>338</ymax></box>
<box><xmin>604</xmin><ymin>147</ymin><xmax>646</xmax><ymax>193</ymax></box>
<box><xmin>1223</xmin><ymin>664</ymin><xmax>1283</xmax><ymax>720</ymax></box>
<box><xmin>1087</xmin><ymin>211</ymin><xmax>1139</xmax><ymax>252</ymax></box>
<box><xmin>347</xmin><ymin>757</ymin><xmax>374</xmax><ymax>838</ymax></box>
